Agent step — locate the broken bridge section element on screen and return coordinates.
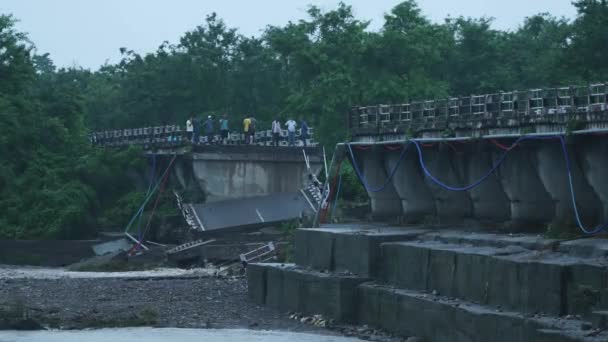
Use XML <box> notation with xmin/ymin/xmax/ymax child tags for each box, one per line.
<box><xmin>169</xmin><ymin>145</ymin><xmax>324</xmax><ymax>234</ymax></box>
<box><xmin>189</xmin><ymin>193</ymin><xmax>316</xmax><ymax>233</ymax></box>
<box><xmin>185</xmin><ymin>145</ymin><xmax>324</xmax><ymax>203</ymax></box>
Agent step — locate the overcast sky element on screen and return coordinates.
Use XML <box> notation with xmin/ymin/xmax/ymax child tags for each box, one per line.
<box><xmin>2</xmin><ymin>0</ymin><xmax>577</xmax><ymax>70</ymax></box>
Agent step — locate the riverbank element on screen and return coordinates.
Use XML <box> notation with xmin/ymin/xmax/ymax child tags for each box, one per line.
<box><xmin>0</xmin><ymin>268</ymin><xmax>311</xmax><ymax>331</ymax></box>
<box><xmin>0</xmin><ymin>266</ymin><xmax>406</xmax><ymax>342</ymax></box>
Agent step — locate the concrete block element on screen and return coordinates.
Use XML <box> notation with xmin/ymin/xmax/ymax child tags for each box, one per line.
<box><xmin>380</xmin><ymin>242</ymin><xmax>429</xmax><ymax>291</ymax></box>
<box><xmin>487</xmin><ymin>254</ymin><xmax>565</xmax><ymax>316</ymax></box>
<box><xmin>566</xmin><ymin>262</ymin><xmax>608</xmax><ymax>318</ymax></box>
<box><xmin>296</xmin><ymin>227</ymin><xmax>429</xmax><ymax>277</ymax></box>
<box><xmin>380</xmin><ymin>241</ymin><xmax>567</xmax><ymax>316</ymax></box>
<box><xmin>249</xmin><ymin>263</ymin><xmax>368</xmax><ymax>322</ymax></box>
<box><xmin>358</xmin><ymin>283</ymin><xmax>598</xmax><ymax>342</ymax></box>
<box><xmin>247</xmin><ymin>263</ymin><xmax>267</xmax><ymax>304</ymax></box>
<box><xmin>423</xmin><ymin>230</ymin><xmax>559</xmax><ymax>251</ymax></box>
<box><xmin>334</xmin><ymin>228</ymin><xmax>428</xmax><ymax>277</ymax></box>
<box><xmin>265</xmin><ymin>263</ymin><xmax>287</xmax><ymax>310</ymax></box>
<box><xmin>294</xmin><ymin>229</ymin><xmax>335</xmax><ymax>271</ymax></box>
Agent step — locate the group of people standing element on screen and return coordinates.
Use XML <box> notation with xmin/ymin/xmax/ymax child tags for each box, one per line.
<box><xmin>185</xmin><ymin>114</ymin><xmax>309</xmax><ymax>146</ymax></box>
<box><xmin>271</xmin><ymin>118</ymin><xmax>309</xmax><ymax>147</ymax></box>
<box><xmin>186</xmin><ymin>114</ymin><xmax>230</xmax><ymax>145</ymax></box>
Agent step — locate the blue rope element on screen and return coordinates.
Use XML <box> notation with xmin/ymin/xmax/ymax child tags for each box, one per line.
<box><xmin>557</xmin><ymin>136</ymin><xmax>608</xmax><ymax>234</ymax></box>
<box><xmin>347</xmin><ymin>135</ymin><xmax>607</xmax><ymax>235</ymax></box>
<box><xmin>347</xmin><ymin>143</ymin><xmax>409</xmax><ymax>193</ymax></box>
<box><xmin>412</xmin><ymin>135</ymin><xmax>559</xmax><ymax>192</ymax></box>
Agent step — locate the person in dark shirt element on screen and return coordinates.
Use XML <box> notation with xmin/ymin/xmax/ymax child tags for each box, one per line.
<box><xmin>249</xmin><ymin>116</ymin><xmax>257</xmax><ymax>144</ymax></box>
<box><xmin>219</xmin><ymin>114</ymin><xmax>229</xmax><ymax>144</ymax></box>
<box><xmin>204</xmin><ymin>115</ymin><xmax>215</xmax><ymax>144</ymax></box>
<box><xmin>192</xmin><ymin>114</ymin><xmax>200</xmax><ymax>144</ymax></box>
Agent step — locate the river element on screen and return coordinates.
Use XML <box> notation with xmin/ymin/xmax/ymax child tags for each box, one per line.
<box><xmin>0</xmin><ymin>328</ymin><xmax>363</xmax><ymax>342</ymax></box>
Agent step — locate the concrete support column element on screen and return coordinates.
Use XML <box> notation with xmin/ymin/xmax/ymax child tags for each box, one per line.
<box><xmin>536</xmin><ymin>141</ymin><xmax>600</xmax><ymax>226</ymax></box>
<box><xmin>173</xmin><ymin>157</ymin><xmax>191</xmax><ymax>189</ymax></box>
<box><xmin>384</xmin><ymin>147</ymin><xmax>436</xmax><ymax>223</ymax></box>
<box><xmin>419</xmin><ymin>144</ymin><xmax>472</xmax><ymax>220</ymax></box>
<box><xmin>579</xmin><ymin>137</ymin><xmax>608</xmax><ymax>222</ymax></box>
<box><xmin>350</xmin><ymin>147</ymin><xmax>402</xmax><ymax>218</ymax></box>
<box><xmin>461</xmin><ymin>143</ymin><xmax>510</xmax><ymax>223</ymax></box>
<box><xmin>495</xmin><ymin>144</ymin><xmax>554</xmax><ymax>228</ymax></box>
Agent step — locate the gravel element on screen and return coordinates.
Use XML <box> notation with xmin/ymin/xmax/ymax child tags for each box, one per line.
<box><xmin>0</xmin><ymin>274</ymin><xmax>321</xmax><ymax>332</ymax></box>
<box><xmin>0</xmin><ymin>266</ymin><xmax>408</xmax><ymax>341</ymax></box>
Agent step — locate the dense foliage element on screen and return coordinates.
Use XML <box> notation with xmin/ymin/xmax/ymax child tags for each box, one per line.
<box><xmin>1</xmin><ymin>1</ymin><xmax>607</xmax><ymax>238</ymax></box>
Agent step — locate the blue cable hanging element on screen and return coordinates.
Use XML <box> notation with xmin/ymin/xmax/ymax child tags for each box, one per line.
<box><xmin>347</xmin><ymin>135</ymin><xmax>607</xmax><ymax>235</ymax></box>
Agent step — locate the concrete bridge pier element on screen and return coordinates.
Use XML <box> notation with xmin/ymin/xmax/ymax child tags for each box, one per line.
<box><xmin>461</xmin><ymin>143</ymin><xmax>510</xmax><ymax>223</ymax></box>
<box><xmin>173</xmin><ymin>157</ymin><xmax>203</xmax><ymax>193</ymax></box>
<box><xmin>536</xmin><ymin>141</ymin><xmax>600</xmax><ymax>227</ymax></box>
<box><xmin>580</xmin><ymin>137</ymin><xmax>608</xmax><ymax>223</ymax></box>
<box><xmin>419</xmin><ymin>144</ymin><xmax>472</xmax><ymax>221</ymax></box>
<box><xmin>350</xmin><ymin>147</ymin><xmax>402</xmax><ymax>218</ymax></box>
<box><xmin>384</xmin><ymin>147</ymin><xmax>435</xmax><ymax>223</ymax></box>
<box><xmin>494</xmin><ymin>144</ymin><xmax>554</xmax><ymax>229</ymax></box>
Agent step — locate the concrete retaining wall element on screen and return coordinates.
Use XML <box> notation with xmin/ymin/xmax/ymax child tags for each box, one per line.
<box><xmin>357</xmin><ymin>283</ymin><xmax>582</xmax><ymax>342</ymax></box>
<box><xmin>249</xmin><ymin>227</ymin><xmax>608</xmax><ymax>341</ymax></box>
<box><xmin>247</xmin><ymin>263</ymin><xmax>367</xmax><ymax>323</ymax></box>
<box><xmin>380</xmin><ymin>241</ymin><xmax>565</xmax><ymax>316</ymax></box>
<box><xmin>0</xmin><ymin>240</ymin><xmax>96</xmax><ymax>266</ymax></box>
<box><xmin>294</xmin><ymin>227</ymin><xmax>429</xmax><ymax>277</ymax></box>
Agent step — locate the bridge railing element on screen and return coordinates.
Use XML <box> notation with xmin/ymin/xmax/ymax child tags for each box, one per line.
<box><xmin>89</xmin><ymin>125</ymin><xmax>319</xmax><ymax>148</ymax></box>
<box><xmin>350</xmin><ymin>83</ymin><xmax>608</xmax><ymax>136</ymax></box>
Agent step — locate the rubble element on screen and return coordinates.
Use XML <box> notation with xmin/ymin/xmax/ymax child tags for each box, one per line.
<box><xmin>287</xmin><ymin>312</ymin><xmax>411</xmax><ymax>342</ymax></box>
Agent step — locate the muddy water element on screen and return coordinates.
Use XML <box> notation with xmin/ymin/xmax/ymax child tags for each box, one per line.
<box><xmin>0</xmin><ymin>328</ymin><xmax>363</xmax><ymax>342</ymax></box>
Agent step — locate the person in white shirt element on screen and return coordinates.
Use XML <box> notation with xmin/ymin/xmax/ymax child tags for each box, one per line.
<box><xmin>186</xmin><ymin>117</ymin><xmax>193</xmax><ymax>141</ymax></box>
<box><xmin>285</xmin><ymin>119</ymin><xmax>297</xmax><ymax>146</ymax></box>
<box><xmin>271</xmin><ymin>118</ymin><xmax>281</xmax><ymax>146</ymax></box>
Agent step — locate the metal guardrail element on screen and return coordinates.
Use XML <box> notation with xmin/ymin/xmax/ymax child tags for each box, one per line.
<box><xmin>89</xmin><ymin>126</ymin><xmax>319</xmax><ymax>148</ymax></box>
<box><xmin>350</xmin><ymin>83</ymin><xmax>608</xmax><ymax>135</ymax></box>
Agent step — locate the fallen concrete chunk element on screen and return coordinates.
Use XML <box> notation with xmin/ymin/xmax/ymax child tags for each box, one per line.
<box><xmin>92</xmin><ymin>238</ymin><xmax>132</xmax><ymax>256</ymax></box>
